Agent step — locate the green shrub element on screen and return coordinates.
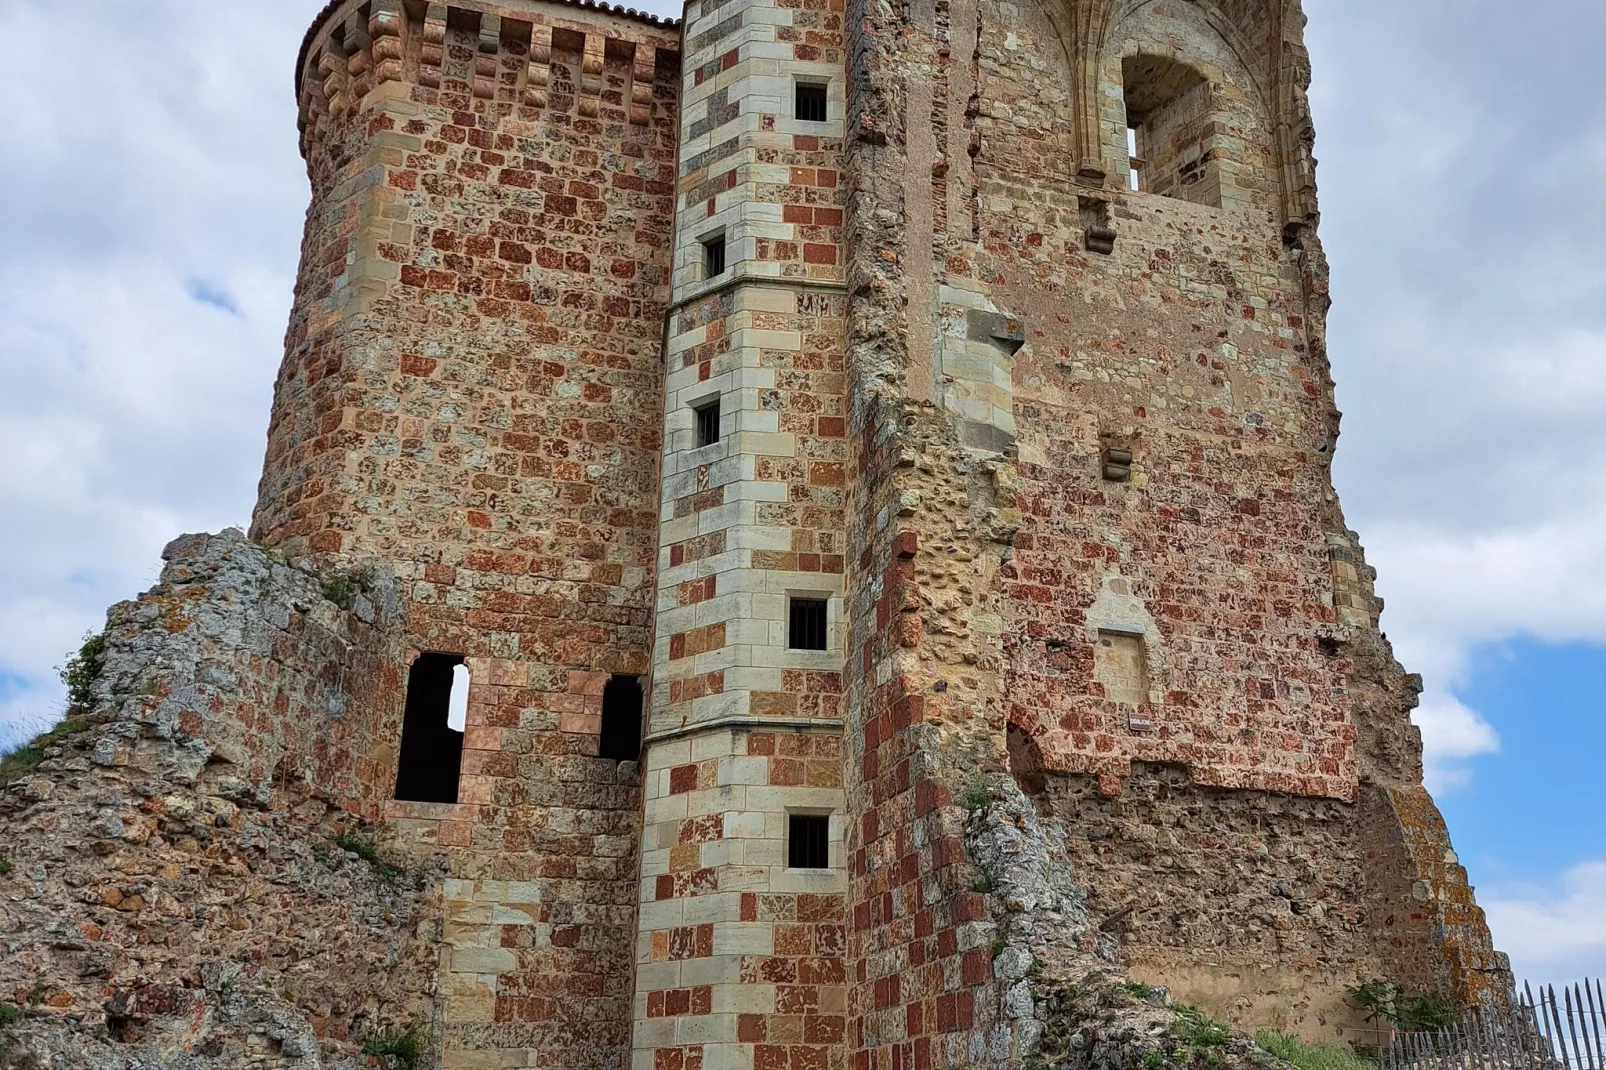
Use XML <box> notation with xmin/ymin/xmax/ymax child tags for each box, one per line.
<box><xmin>0</xmin><ymin>1002</ymin><xmax>19</xmax><ymax>1025</ymax></box>
<box><xmin>1171</xmin><ymin>1005</ymin><xmax>1231</xmax><ymax>1049</ymax></box>
<box><xmin>1257</xmin><ymin>1031</ymin><xmax>1375</xmax><ymax>1070</ymax></box>
<box><xmin>363</xmin><ymin>1025</ymin><xmax>424</xmax><ymax>1066</ymax></box>
<box><xmin>1348</xmin><ymin>980</ymin><xmax>1457</xmax><ymax>1033</ymax></box>
<box><xmin>329</xmin><ymin>832</ymin><xmax>402</xmax><ymax>882</ymax></box>
<box><xmin>59</xmin><ymin>632</ymin><xmax>107</xmax><ymax>713</ymax></box>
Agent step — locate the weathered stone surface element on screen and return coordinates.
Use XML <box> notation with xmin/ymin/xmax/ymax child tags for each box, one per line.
<box><xmin>1</xmin><ymin>0</ymin><xmax>1508</xmax><ymax>1066</ymax></box>
<box><xmin>0</xmin><ymin>536</ymin><xmax>439</xmax><ymax>1068</ymax></box>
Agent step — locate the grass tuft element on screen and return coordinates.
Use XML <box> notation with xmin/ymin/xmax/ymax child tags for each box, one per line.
<box><xmin>363</xmin><ymin>1025</ymin><xmax>424</xmax><ymax>1066</ymax></box>
<box><xmin>0</xmin><ymin>1003</ymin><xmax>19</xmax><ymax>1026</ymax></box>
<box><xmin>0</xmin><ymin>719</ymin><xmax>93</xmax><ymax>787</ymax></box>
<box><xmin>329</xmin><ymin>831</ymin><xmax>403</xmax><ymax>883</ymax></box>
<box><xmin>1257</xmin><ymin>1032</ymin><xmax>1375</xmax><ymax>1070</ymax></box>
<box><xmin>1171</xmin><ymin>1005</ymin><xmax>1231</xmax><ymax>1049</ymax></box>
<box><xmin>321</xmin><ymin>566</ymin><xmax>377</xmax><ymax>611</ymax></box>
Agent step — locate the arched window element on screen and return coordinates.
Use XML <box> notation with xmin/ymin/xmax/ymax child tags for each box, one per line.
<box><xmin>394</xmin><ymin>653</ymin><xmax>469</xmax><ymax>804</ymax></box>
<box><xmin>1122</xmin><ymin>54</ymin><xmax>1227</xmax><ymax>208</ymax></box>
<box><xmin>598</xmin><ymin>675</ymin><xmax>644</xmax><ymax>762</ymax></box>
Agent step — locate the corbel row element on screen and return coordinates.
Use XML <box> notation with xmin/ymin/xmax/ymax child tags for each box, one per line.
<box><xmin>300</xmin><ymin>0</ymin><xmax>675</xmax><ymax>140</ymax></box>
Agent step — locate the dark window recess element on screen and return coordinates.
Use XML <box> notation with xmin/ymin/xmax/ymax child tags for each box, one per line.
<box><xmin>394</xmin><ymin>652</ymin><xmax>465</xmax><ymax>804</ymax></box>
<box><xmin>695</xmin><ymin>399</ymin><xmax>721</xmax><ymax>448</ymax></box>
<box><xmin>703</xmin><ymin>236</ymin><xmax>726</xmax><ymax>277</ymax></box>
<box><xmin>599</xmin><ymin>675</ymin><xmax>644</xmax><ymax>762</ymax></box>
<box><xmin>789</xmin><ymin>597</ymin><xmax>828</xmax><ymax>651</ymax></box>
<box><xmin>796</xmin><ymin>83</ymin><xmax>828</xmax><ymax>122</ymax></box>
<box><xmin>789</xmin><ymin>813</ymin><xmax>831</xmax><ymax>869</ymax></box>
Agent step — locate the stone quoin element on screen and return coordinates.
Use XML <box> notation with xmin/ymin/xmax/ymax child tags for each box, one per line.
<box><xmin>0</xmin><ymin>0</ymin><xmax>1511</xmax><ymax>1067</ymax></box>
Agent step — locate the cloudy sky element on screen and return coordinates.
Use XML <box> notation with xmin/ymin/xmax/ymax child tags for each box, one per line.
<box><xmin>0</xmin><ymin>0</ymin><xmax>1601</xmax><ymax>985</ymax></box>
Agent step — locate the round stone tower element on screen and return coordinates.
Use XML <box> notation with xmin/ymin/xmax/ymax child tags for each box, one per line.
<box><xmin>255</xmin><ymin>3</ymin><xmax>682</xmax><ymax>1066</ymax></box>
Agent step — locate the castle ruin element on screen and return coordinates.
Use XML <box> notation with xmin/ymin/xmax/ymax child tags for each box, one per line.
<box><xmin>0</xmin><ymin>0</ymin><xmax>1511</xmax><ymax>1066</ymax></box>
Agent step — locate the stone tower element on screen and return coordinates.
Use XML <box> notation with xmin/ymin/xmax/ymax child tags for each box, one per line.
<box><xmin>241</xmin><ymin>0</ymin><xmax>1508</xmax><ymax>1065</ymax></box>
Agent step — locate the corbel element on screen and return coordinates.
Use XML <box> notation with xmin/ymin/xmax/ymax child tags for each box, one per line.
<box><xmin>475</xmin><ymin>14</ymin><xmax>501</xmax><ymax>101</ymax></box>
<box><xmin>419</xmin><ymin>3</ymin><xmax>449</xmax><ymax>90</ymax></box>
<box><xmin>369</xmin><ymin>0</ymin><xmax>407</xmax><ymax>86</ymax></box>
<box><xmin>525</xmin><ymin>25</ymin><xmax>553</xmax><ymax>109</ymax></box>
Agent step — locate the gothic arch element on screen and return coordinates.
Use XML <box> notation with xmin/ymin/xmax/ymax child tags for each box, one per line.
<box><xmin>1034</xmin><ymin>0</ymin><xmax>1311</xmax><ymax>222</ymax></box>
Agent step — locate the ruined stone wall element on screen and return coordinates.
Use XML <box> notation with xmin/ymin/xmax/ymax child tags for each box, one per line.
<box><xmin>0</xmin><ymin>530</ymin><xmax>439</xmax><ymax>1068</ymax></box>
<box><xmin>838</xmin><ymin>0</ymin><xmax>1506</xmax><ymax>1060</ymax></box>
<box><xmin>92</xmin><ymin>530</ymin><xmax>410</xmax><ymax>815</ymax></box>
<box><xmin>255</xmin><ymin>3</ymin><xmax>683</xmax><ymax>1065</ymax></box>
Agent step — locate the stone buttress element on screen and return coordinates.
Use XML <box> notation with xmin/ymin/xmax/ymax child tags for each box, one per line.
<box><xmin>633</xmin><ymin>0</ymin><xmax>851</xmax><ymax>1063</ymax></box>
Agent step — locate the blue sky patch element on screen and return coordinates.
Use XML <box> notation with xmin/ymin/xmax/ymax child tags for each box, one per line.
<box><xmin>185</xmin><ymin>278</ymin><xmax>242</xmax><ymax>317</ymax></box>
<box><xmin>1441</xmin><ymin>638</ymin><xmax>1606</xmax><ymax>887</ymax></box>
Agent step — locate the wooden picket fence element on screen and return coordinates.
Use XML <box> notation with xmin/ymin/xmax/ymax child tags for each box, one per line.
<box><xmin>1384</xmin><ymin>983</ymin><xmax>1606</xmax><ymax>1070</ymax></box>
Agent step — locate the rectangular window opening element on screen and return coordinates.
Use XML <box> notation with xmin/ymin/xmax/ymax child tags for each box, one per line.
<box><xmin>694</xmin><ymin>398</ymin><xmax>721</xmax><ymax>448</ymax></box>
<box><xmin>796</xmin><ymin>82</ymin><xmax>828</xmax><ymax>123</ymax></box>
<box><xmin>598</xmin><ymin>675</ymin><xmax>643</xmax><ymax>762</ymax></box>
<box><xmin>703</xmin><ymin>235</ymin><xmax>726</xmax><ymax>278</ymax></box>
<box><xmin>789</xmin><ymin>813</ymin><xmax>830</xmax><ymax>869</ymax></box>
<box><xmin>1127</xmin><ymin>126</ymin><xmax>1142</xmax><ymax>192</ymax></box>
<box><xmin>789</xmin><ymin>597</ymin><xmax>828</xmax><ymax>651</ymax></box>
<box><xmin>394</xmin><ymin>652</ymin><xmax>467</xmax><ymax>804</ymax></box>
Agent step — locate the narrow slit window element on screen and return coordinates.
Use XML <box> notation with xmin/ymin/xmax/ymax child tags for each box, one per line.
<box><xmin>796</xmin><ymin>83</ymin><xmax>828</xmax><ymax>123</ymax></box>
<box><xmin>394</xmin><ymin>652</ymin><xmax>467</xmax><ymax>804</ymax></box>
<box><xmin>703</xmin><ymin>235</ymin><xmax>726</xmax><ymax>278</ymax></box>
<box><xmin>789</xmin><ymin>813</ymin><xmax>830</xmax><ymax>869</ymax></box>
<box><xmin>598</xmin><ymin>675</ymin><xmax>643</xmax><ymax>762</ymax></box>
<box><xmin>789</xmin><ymin>597</ymin><xmax>828</xmax><ymax>651</ymax></box>
<box><xmin>1127</xmin><ymin>127</ymin><xmax>1142</xmax><ymax>192</ymax></box>
<box><xmin>694</xmin><ymin>399</ymin><xmax>721</xmax><ymax>448</ymax></box>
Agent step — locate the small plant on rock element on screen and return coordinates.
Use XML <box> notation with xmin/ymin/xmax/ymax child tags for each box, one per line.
<box><xmin>0</xmin><ymin>854</ymin><xmax>11</xmax><ymax>878</ymax></box>
<box><xmin>363</xmin><ymin>1024</ymin><xmax>425</xmax><ymax>1067</ymax></box>
<box><xmin>962</xmin><ymin>781</ymin><xmax>992</xmax><ymax>810</ymax></box>
<box><xmin>329</xmin><ymin>831</ymin><xmax>403</xmax><ymax>883</ymax></box>
<box><xmin>1171</xmin><ymin>1004</ymin><xmax>1231</xmax><ymax>1050</ymax></box>
<box><xmin>58</xmin><ymin>631</ymin><xmax>107</xmax><ymax>714</ymax></box>
<box><xmin>1257</xmin><ymin>1031</ymin><xmax>1375</xmax><ymax>1070</ymax></box>
<box><xmin>0</xmin><ymin>1002</ymin><xmax>19</xmax><ymax>1026</ymax></box>
<box><xmin>320</xmin><ymin>566</ymin><xmax>377</xmax><ymax>611</ymax></box>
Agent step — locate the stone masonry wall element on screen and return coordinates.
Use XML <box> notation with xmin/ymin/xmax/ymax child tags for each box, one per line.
<box><xmin>0</xmin><ymin>530</ymin><xmax>440</xmax><ymax>1068</ymax></box>
<box><xmin>259</xmin><ymin>2</ymin><xmax>683</xmax><ymax>1066</ymax></box>
<box><xmin>839</xmin><ymin>0</ymin><xmax>1506</xmax><ymax>1060</ymax></box>
<box><xmin>636</xmin><ymin>0</ymin><xmax>853</xmax><ymax>1060</ymax></box>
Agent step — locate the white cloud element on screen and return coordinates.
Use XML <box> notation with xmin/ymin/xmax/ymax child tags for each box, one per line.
<box><xmin>1308</xmin><ymin>0</ymin><xmax>1606</xmax><ymax>792</ymax></box>
<box><xmin>1484</xmin><ymin>862</ymin><xmax>1606</xmax><ymax>985</ymax></box>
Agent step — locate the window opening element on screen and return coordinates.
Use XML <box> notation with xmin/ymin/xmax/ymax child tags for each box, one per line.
<box><xmin>789</xmin><ymin>597</ymin><xmax>829</xmax><ymax>651</ymax></box>
<box><xmin>703</xmin><ymin>235</ymin><xmax>726</xmax><ymax>278</ymax></box>
<box><xmin>796</xmin><ymin>83</ymin><xmax>828</xmax><ymax>123</ymax></box>
<box><xmin>394</xmin><ymin>652</ymin><xmax>467</xmax><ymax>804</ymax></box>
<box><xmin>789</xmin><ymin>813</ymin><xmax>830</xmax><ymax>869</ymax></box>
<box><xmin>599</xmin><ymin>675</ymin><xmax>644</xmax><ymax>761</ymax></box>
<box><xmin>694</xmin><ymin>399</ymin><xmax>721</xmax><ymax>448</ymax></box>
<box><xmin>1121</xmin><ymin>54</ymin><xmax>1222</xmax><ymax>208</ymax></box>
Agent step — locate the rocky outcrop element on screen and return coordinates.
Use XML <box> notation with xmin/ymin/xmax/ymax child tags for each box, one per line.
<box><xmin>0</xmin><ymin>533</ymin><xmax>441</xmax><ymax>1069</ymax></box>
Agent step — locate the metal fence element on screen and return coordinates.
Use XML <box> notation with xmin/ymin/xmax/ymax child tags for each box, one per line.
<box><xmin>1385</xmin><ymin>982</ymin><xmax>1606</xmax><ymax>1070</ymax></box>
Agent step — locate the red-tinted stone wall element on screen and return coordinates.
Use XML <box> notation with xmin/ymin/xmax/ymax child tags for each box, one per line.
<box><xmin>254</xmin><ymin>2</ymin><xmax>682</xmax><ymax>1066</ymax></box>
